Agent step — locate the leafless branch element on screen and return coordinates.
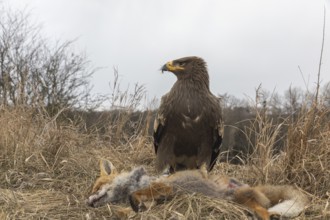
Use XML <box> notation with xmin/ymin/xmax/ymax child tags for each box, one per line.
<box><xmin>315</xmin><ymin>6</ymin><xmax>326</xmax><ymax>104</ymax></box>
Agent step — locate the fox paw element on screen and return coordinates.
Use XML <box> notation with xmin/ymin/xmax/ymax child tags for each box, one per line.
<box><xmin>269</xmin><ymin>212</ymin><xmax>281</xmax><ymax>220</ymax></box>
<box><xmin>129</xmin><ymin>195</ymin><xmax>147</xmax><ymax>212</ymax></box>
<box><xmin>86</xmin><ymin>192</ymin><xmax>107</xmax><ymax>208</ymax></box>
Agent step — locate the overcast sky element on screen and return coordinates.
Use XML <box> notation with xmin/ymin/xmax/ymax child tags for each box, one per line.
<box><xmin>4</xmin><ymin>0</ymin><xmax>330</xmax><ymax>104</ymax></box>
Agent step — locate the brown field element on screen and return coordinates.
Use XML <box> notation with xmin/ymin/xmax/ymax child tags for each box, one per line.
<box><xmin>0</xmin><ymin>103</ymin><xmax>329</xmax><ymax>220</ymax></box>
<box><xmin>0</xmin><ymin>3</ymin><xmax>329</xmax><ymax>219</ymax></box>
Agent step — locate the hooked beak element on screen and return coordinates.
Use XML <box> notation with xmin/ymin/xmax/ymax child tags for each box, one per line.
<box><xmin>160</xmin><ymin>63</ymin><xmax>169</xmax><ymax>73</ymax></box>
<box><xmin>160</xmin><ymin>61</ymin><xmax>184</xmax><ymax>73</ymax></box>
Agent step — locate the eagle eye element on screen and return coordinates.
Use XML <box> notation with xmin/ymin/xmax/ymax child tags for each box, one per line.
<box><xmin>178</xmin><ymin>62</ymin><xmax>185</xmax><ymax>66</ymax></box>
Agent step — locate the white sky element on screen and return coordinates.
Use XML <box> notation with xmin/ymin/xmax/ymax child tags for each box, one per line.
<box><xmin>3</xmin><ymin>0</ymin><xmax>330</xmax><ymax>104</ymax></box>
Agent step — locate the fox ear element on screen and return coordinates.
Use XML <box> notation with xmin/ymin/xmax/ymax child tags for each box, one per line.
<box><xmin>100</xmin><ymin>159</ymin><xmax>117</xmax><ymax>176</ymax></box>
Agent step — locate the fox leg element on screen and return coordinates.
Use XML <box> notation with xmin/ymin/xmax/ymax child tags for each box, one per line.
<box><xmin>234</xmin><ymin>187</ymin><xmax>275</xmax><ymax>220</ymax></box>
<box><xmin>129</xmin><ymin>182</ymin><xmax>173</xmax><ymax>212</ymax></box>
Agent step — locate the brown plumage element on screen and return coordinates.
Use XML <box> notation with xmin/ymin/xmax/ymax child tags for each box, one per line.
<box><xmin>154</xmin><ymin>56</ymin><xmax>223</xmax><ymax>173</ymax></box>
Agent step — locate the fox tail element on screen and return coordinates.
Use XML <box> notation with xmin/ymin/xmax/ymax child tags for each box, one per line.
<box><xmin>261</xmin><ymin>185</ymin><xmax>309</xmax><ymax>218</ymax></box>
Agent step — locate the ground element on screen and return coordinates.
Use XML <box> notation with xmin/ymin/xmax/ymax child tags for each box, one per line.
<box><xmin>0</xmin><ymin>108</ymin><xmax>329</xmax><ymax>219</ymax></box>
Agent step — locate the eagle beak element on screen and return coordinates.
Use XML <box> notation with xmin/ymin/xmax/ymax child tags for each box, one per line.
<box><xmin>160</xmin><ymin>61</ymin><xmax>184</xmax><ymax>73</ymax></box>
<box><xmin>161</xmin><ymin>63</ymin><xmax>168</xmax><ymax>73</ymax></box>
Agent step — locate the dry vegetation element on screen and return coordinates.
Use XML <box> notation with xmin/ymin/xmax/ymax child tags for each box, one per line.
<box><xmin>0</xmin><ymin>87</ymin><xmax>329</xmax><ymax>220</ymax></box>
<box><xmin>1</xmin><ymin>5</ymin><xmax>330</xmax><ymax>220</ymax></box>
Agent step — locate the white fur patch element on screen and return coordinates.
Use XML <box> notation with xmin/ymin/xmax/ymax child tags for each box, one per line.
<box><xmin>268</xmin><ymin>199</ymin><xmax>304</xmax><ymax>217</ymax></box>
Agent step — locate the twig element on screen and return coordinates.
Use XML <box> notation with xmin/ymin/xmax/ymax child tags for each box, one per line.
<box><xmin>315</xmin><ymin>5</ymin><xmax>326</xmax><ymax>104</ymax></box>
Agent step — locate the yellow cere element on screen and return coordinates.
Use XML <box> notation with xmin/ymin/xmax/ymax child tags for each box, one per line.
<box><xmin>166</xmin><ymin>61</ymin><xmax>184</xmax><ymax>71</ymax></box>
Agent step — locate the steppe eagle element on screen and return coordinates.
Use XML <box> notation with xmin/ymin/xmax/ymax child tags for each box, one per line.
<box><xmin>154</xmin><ymin>56</ymin><xmax>223</xmax><ymax>173</ymax></box>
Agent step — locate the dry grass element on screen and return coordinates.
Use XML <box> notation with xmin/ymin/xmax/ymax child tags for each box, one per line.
<box><xmin>0</xmin><ymin>103</ymin><xmax>329</xmax><ymax>219</ymax></box>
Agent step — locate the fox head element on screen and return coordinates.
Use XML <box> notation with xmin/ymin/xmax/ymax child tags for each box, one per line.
<box><xmin>86</xmin><ymin>159</ymin><xmax>119</xmax><ymax>207</ymax></box>
<box><xmin>87</xmin><ymin>159</ymin><xmax>153</xmax><ymax>208</ymax></box>
<box><xmin>91</xmin><ymin>159</ymin><xmax>117</xmax><ymax>194</ymax></box>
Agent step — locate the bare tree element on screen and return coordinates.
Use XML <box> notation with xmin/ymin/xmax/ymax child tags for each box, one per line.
<box><xmin>283</xmin><ymin>87</ymin><xmax>303</xmax><ymax>114</ymax></box>
<box><xmin>0</xmin><ymin>8</ymin><xmax>96</xmax><ymax>112</ymax></box>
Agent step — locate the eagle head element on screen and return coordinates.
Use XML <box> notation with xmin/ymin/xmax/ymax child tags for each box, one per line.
<box><xmin>160</xmin><ymin>56</ymin><xmax>209</xmax><ymax>88</ymax></box>
<box><xmin>161</xmin><ymin>56</ymin><xmax>207</xmax><ymax>78</ymax></box>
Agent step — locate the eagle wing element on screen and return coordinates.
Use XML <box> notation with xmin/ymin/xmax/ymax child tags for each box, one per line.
<box><xmin>153</xmin><ymin>95</ymin><xmax>168</xmax><ymax>154</ymax></box>
<box><xmin>208</xmin><ymin>116</ymin><xmax>224</xmax><ymax>171</ymax></box>
<box><xmin>208</xmin><ymin>96</ymin><xmax>224</xmax><ymax>171</ymax></box>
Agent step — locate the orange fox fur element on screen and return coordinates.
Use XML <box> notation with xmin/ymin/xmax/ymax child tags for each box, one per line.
<box><xmin>87</xmin><ymin>159</ymin><xmax>309</xmax><ymax>220</ymax></box>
